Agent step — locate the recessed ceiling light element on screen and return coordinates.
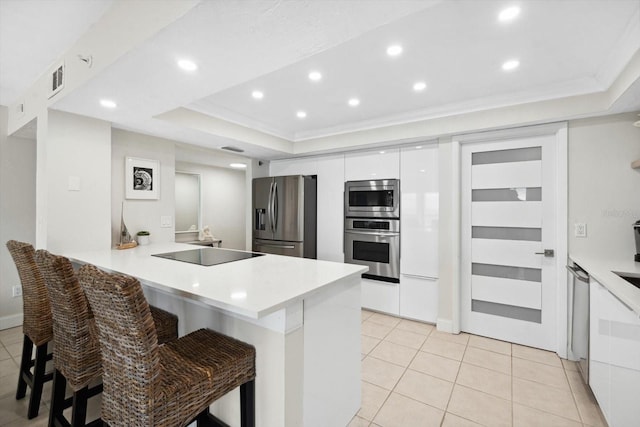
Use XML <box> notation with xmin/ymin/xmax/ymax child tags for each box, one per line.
<box><xmin>502</xmin><ymin>59</ymin><xmax>520</xmax><ymax>71</ymax></box>
<box><xmin>99</xmin><ymin>99</ymin><xmax>117</xmax><ymax>109</ymax></box>
<box><xmin>231</xmin><ymin>291</ymin><xmax>247</xmax><ymax>300</ymax></box>
<box><xmin>308</xmin><ymin>71</ymin><xmax>322</xmax><ymax>81</ymax></box>
<box><xmin>296</xmin><ymin>111</ymin><xmax>307</xmax><ymax>119</ymax></box>
<box><xmin>251</xmin><ymin>90</ymin><xmax>264</xmax><ymax>99</ymax></box>
<box><xmin>177</xmin><ymin>59</ymin><xmax>197</xmax><ymax>71</ymax></box>
<box><xmin>416</xmin><ymin>146</ymin><xmax>422</xmax><ymax>149</ymax></box>
<box><xmin>230</xmin><ymin>163</ymin><xmax>247</xmax><ymax>169</ymax></box>
<box><xmin>413</xmin><ymin>81</ymin><xmax>427</xmax><ymax>91</ymax></box>
<box><xmin>379</xmin><ymin>151</ymin><xmax>385</xmax><ymax>154</ymax></box>
<box><xmin>386</xmin><ymin>45</ymin><xmax>403</xmax><ymax>56</ymax></box>
<box><xmin>498</xmin><ymin>6</ymin><xmax>520</xmax><ymax>22</ymax></box>
<box><xmin>348</xmin><ymin>98</ymin><xmax>360</xmax><ymax>107</ymax></box>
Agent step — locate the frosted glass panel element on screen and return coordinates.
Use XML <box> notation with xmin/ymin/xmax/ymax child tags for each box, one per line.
<box><xmin>472</xmin><ymin>300</ymin><xmax>542</xmax><ymax>323</ymax></box>
<box><xmin>472</xmin><ymin>187</ymin><xmax>541</xmax><ymax>202</ymax></box>
<box><xmin>472</xmin><ymin>147</ymin><xmax>541</xmax><ymax>165</ymax></box>
<box><xmin>472</xmin><ymin>262</ymin><xmax>541</xmax><ymax>282</ymax></box>
<box><xmin>472</xmin><ymin>226</ymin><xmax>541</xmax><ymax>241</ymax></box>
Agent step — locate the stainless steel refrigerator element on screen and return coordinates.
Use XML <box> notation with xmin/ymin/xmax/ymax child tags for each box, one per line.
<box><xmin>252</xmin><ymin>175</ymin><xmax>317</xmax><ymax>258</ymax></box>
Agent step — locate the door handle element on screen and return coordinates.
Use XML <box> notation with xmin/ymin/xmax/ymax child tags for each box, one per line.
<box><xmin>535</xmin><ymin>249</ymin><xmax>555</xmax><ymax>257</ymax></box>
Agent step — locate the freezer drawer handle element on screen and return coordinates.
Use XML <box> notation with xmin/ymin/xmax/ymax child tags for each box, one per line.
<box><xmin>257</xmin><ymin>243</ymin><xmax>296</xmax><ymax>250</ymax></box>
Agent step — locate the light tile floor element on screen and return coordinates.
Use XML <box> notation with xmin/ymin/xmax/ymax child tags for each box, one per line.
<box><xmin>0</xmin><ymin>311</ymin><xmax>608</xmax><ymax>427</ymax></box>
<box><xmin>350</xmin><ymin>310</ymin><xmax>608</xmax><ymax>427</ymax></box>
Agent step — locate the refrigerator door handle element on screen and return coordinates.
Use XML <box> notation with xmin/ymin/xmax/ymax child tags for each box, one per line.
<box><xmin>268</xmin><ymin>181</ymin><xmax>274</xmax><ymax>233</ymax></box>
<box><xmin>273</xmin><ymin>181</ymin><xmax>278</xmax><ymax>233</ymax></box>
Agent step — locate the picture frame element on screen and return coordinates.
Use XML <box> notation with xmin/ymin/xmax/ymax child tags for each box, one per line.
<box><xmin>125</xmin><ymin>157</ymin><xmax>159</xmax><ymax>200</ymax></box>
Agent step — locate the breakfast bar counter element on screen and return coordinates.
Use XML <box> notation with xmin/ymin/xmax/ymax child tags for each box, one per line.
<box><xmin>65</xmin><ymin>243</ymin><xmax>367</xmax><ymax>427</ymax></box>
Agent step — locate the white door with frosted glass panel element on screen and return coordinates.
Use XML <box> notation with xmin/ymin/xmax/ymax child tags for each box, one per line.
<box><xmin>460</xmin><ymin>135</ymin><xmax>557</xmax><ymax>350</ymax></box>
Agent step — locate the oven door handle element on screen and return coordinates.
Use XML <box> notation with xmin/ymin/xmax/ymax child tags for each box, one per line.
<box><xmin>344</xmin><ymin>231</ymin><xmax>399</xmax><ymax>237</ymax></box>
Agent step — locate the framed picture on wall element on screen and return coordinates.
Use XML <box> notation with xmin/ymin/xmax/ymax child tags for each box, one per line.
<box><xmin>125</xmin><ymin>157</ymin><xmax>159</xmax><ymax>200</ymax></box>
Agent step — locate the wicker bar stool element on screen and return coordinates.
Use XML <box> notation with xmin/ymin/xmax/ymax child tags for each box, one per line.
<box><xmin>34</xmin><ymin>249</ymin><xmax>180</xmax><ymax>427</ymax></box>
<box><xmin>78</xmin><ymin>264</ymin><xmax>256</xmax><ymax>427</ymax></box>
<box><xmin>6</xmin><ymin>240</ymin><xmax>53</xmax><ymax>419</ymax></box>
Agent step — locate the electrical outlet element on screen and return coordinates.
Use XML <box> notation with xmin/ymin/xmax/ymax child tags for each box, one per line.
<box><xmin>574</xmin><ymin>223</ymin><xmax>587</xmax><ymax>238</ymax></box>
<box><xmin>12</xmin><ymin>285</ymin><xmax>22</xmax><ymax>298</ymax></box>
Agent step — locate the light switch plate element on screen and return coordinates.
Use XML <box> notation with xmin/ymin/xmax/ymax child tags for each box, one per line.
<box><xmin>574</xmin><ymin>223</ymin><xmax>587</xmax><ymax>238</ymax></box>
<box><xmin>160</xmin><ymin>215</ymin><xmax>172</xmax><ymax>228</ymax></box>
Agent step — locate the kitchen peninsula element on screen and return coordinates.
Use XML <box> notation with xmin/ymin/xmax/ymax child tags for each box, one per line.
<box><xmin>64</xmin><ymin>243</ymin><xmax>367</xmax><ymax>427</ymax></box>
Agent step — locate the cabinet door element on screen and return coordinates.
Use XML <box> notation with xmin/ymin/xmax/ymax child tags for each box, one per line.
<box><xmin>589</xmin><ymin>279</ymin><xmax>610</xmax><ymax>421</ymax></box>
<box><xmin>344</xmin><ymin>149</ymin><xmax>400</xmax><ymax>181</ymax></box>
<box><xmin>400</xmin><ymin>145</ymin><xmax>438</xmax><ymax>278</ymax></box>
<box><xmin>608</xmin><ymin>290</ymin><xmax>640</xmax><ymax>427</ymax></box>
<box><xmin>316</xmin><ymin>156</ymin><xmax>346</xmax><ymax>262</ymax></box>
<box><xmin>361</xmin><ymin>278</ymin><xmax>399</xmax><ymax>315</ymax></box>
<box><xmin>399</xmin><ymin>275</ymin><xmax>438</xmax><ymax>323</ymax></box>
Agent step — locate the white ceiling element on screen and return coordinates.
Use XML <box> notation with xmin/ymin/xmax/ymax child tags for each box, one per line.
<box><xmin>1</xmin><ymin>0</ymin><xmax>639</xmax><ymax>159</ymax></box>
<box><xmin>0</xmin><ymin>0</ymin><xmax>113</xmax><ymax>106</ymax></box>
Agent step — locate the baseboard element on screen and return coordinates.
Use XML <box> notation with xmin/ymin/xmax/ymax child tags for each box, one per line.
<box><xmin>0</xmin><ymin>313</ymin><xmax>23</xmax><ymax>330</ymax></box>
<box><xmin>436</xmin><ymin>318</ymin><xmax>454</xmax><ymax>333</ymax></box>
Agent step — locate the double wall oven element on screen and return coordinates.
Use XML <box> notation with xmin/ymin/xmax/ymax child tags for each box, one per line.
<box><xmin>344</xmin><ymin>179</ymin><xmax>400</xmax><ymax>283</ymax></box>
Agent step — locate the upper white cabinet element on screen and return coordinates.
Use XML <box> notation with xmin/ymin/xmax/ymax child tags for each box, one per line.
<box><xmin>590</xmin><ymin>278</ymin><xmax>640</xmax><ymax>427</ymax></box>
<box><xmin>400</xmin><ymin>145</ymin><xmax>439</xmax><ymax>278</ymax></box>
<box><xmin>270</xmin><ymin>155</ymin><xmax>345</xmax><ymax>263</ymax></box>
<box><xmin>344</xmin><ymin>149</ymin><xmax>400</xmax><ymax>181</ymax></box>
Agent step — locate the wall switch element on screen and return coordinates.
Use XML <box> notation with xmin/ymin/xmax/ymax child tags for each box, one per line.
<box><xmin>160</xmin><ymin>216</ymin><xmax>173</xmax><ymax>228</ymax></box>
<box><xmin>12</xmin><ymin>285</ymin><xmax>22</xmax><ymax>298</ymax></box>
<box><xmin>574</xmin><ymin>223</ymin><xmax>587</xmax><ymax>238</ymax></box>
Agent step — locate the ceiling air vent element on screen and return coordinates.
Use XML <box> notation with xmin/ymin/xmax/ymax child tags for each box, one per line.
<box><xmin>221</xmin><ymin>146</ymin><xmax>244</xmax><ymax>153</ymax></box>
<box><xmin>48</xmin><ymin>62</ymin><xmax>64</xmax><ymax>99</ymax></box>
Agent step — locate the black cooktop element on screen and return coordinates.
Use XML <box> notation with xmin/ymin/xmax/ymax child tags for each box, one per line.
<box><xmin>152</xmin><ymin>248</ymin><xmax>264</xmax><ymax>266</ymax></box>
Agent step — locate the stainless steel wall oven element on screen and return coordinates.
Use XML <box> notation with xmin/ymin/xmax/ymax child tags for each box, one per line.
<box><xmin>344</xmin><ymin>179</ymin><xmax>400</xmax><ymax>283</ymax></box>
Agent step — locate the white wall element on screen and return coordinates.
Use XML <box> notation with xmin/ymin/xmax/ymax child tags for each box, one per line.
<box><xmin>40</xmin><ymin>110</ymin><xmax>111</xmax><ymax>253</ymax></box>
<box><xmin>568</xmin><ymin>112</ymin><xmax>640</xmax><ymax>259</ymax></box>
<box><xmin>111</xmin><ymin>129</ymin><xmax>176</xmax><ymax>246</ymax></box>
<box><xmin>175</xmin><ymin>161</ymin><xmax>246</xmax><ymax>250</ymax></box>
<box><xmin>0</xmin><ymin>106</ymin><xmax>37</xmax><ymax>328</ymax></box>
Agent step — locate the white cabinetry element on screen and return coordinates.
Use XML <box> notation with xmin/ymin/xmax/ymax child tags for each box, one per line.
<box><xmin>399</xmin><ymin>145</ymin><xmax>439</xmax><ymax>322</ymax></box>
<box><xmin>344</xmin><ymin>149</ymin><xmax>400</xmax><ymax>181</ymax></box>
<box><xmin>400</xmin><ymin>145</ymin><xmax>438</xmax><ymax>278</ymax></box>
<box><xmin>270</xmin><ymin>155</ymin><xmax>345</xmax><ymax>262</ymax></box>
<box><xmin>361</xmin><ymin>278</ymin><xmax>399</xmax><ymax>315</ymax></box>
<box><xmin>590</xmin><ymin>278</ymin><xmax>640</xmax><ymax>427</ymax></box>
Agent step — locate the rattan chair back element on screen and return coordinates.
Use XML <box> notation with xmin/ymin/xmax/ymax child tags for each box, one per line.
<box><xmin>35</xmin><ymin>250</ymin><xmax>101</xmax><ymax>391</ymax></box>
<box><xmin>6</xmin><ymin>240</ymin><xmax>52</xmax><ymax>346</ymax></box>
<box><xmin>78</xmin><ymin>264</ymin><xmax>160</xmax><ymax>425</ymax></box>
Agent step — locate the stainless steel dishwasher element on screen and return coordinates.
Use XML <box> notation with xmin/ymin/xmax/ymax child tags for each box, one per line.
<box><xmin>566</xmin><ymin>262</ymin><xmax>590</xmax><ymax>384</ymax></box>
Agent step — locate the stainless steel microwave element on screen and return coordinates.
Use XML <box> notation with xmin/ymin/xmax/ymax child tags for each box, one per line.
<box><xmin>344</xmin><ymin>179</ymin><xmax>400</xmax><ymax>218</ymax></box>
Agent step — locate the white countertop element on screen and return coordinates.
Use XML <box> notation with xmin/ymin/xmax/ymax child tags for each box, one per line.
<box><xmin>570</xmin><ymin>254</ymin><xmax>640</xmax><ymax>315</ymax></box>
<box><xmin>64</xmin><ymin>243</ymin><xmax>367</xmax><ymax>319</ymax></box>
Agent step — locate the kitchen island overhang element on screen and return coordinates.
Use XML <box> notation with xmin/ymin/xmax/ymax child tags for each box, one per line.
<box><xmin>65</xmin><ymin>243</ymin><xmax>367</xmax><ymax>427</ymax></box>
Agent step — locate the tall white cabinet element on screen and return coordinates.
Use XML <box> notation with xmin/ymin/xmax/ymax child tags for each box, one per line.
<box><xmin>399</xmin><ymin>145</ymin><xmax>439</xmax><ymax>322</ymax></box>
<box><xmin>589</xmin><ymin>278</ymin><xmax>640</xmax><ymax>427</ymax></box>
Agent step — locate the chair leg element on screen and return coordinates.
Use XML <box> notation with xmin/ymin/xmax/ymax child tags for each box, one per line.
<box><xmin>16</xmin><ymin>335</ymin><xmax>33</xmax><ymax>400</ymax></box>
<box><xmin>49</xmin><ymin>369</ymin><xmax>67</xmax><ymax>427</ymax></box>
<box><xmin>71</xmin><ymin>386</ymin><xmax>90</xmax><ymax>427</ymax></box>
<box><xmin>240</xmin><ymin>380</ymin><xmax>255</xmax><ymax>427</ymax></box>
<box><xmin>27</xmin><ymin>342</ymin><xmax>49</xmax><ymax>419</ymax></box>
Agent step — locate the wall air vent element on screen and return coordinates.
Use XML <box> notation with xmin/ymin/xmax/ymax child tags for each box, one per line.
<box><xmin>48</xmin><ymin>62</ymin><xmax>65</xmax><ymax>99</ymax></box>
<box><xmin>221</xmin><ymin>146</ymin><xmax>244</xmax><ymax>153</ymax></box>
